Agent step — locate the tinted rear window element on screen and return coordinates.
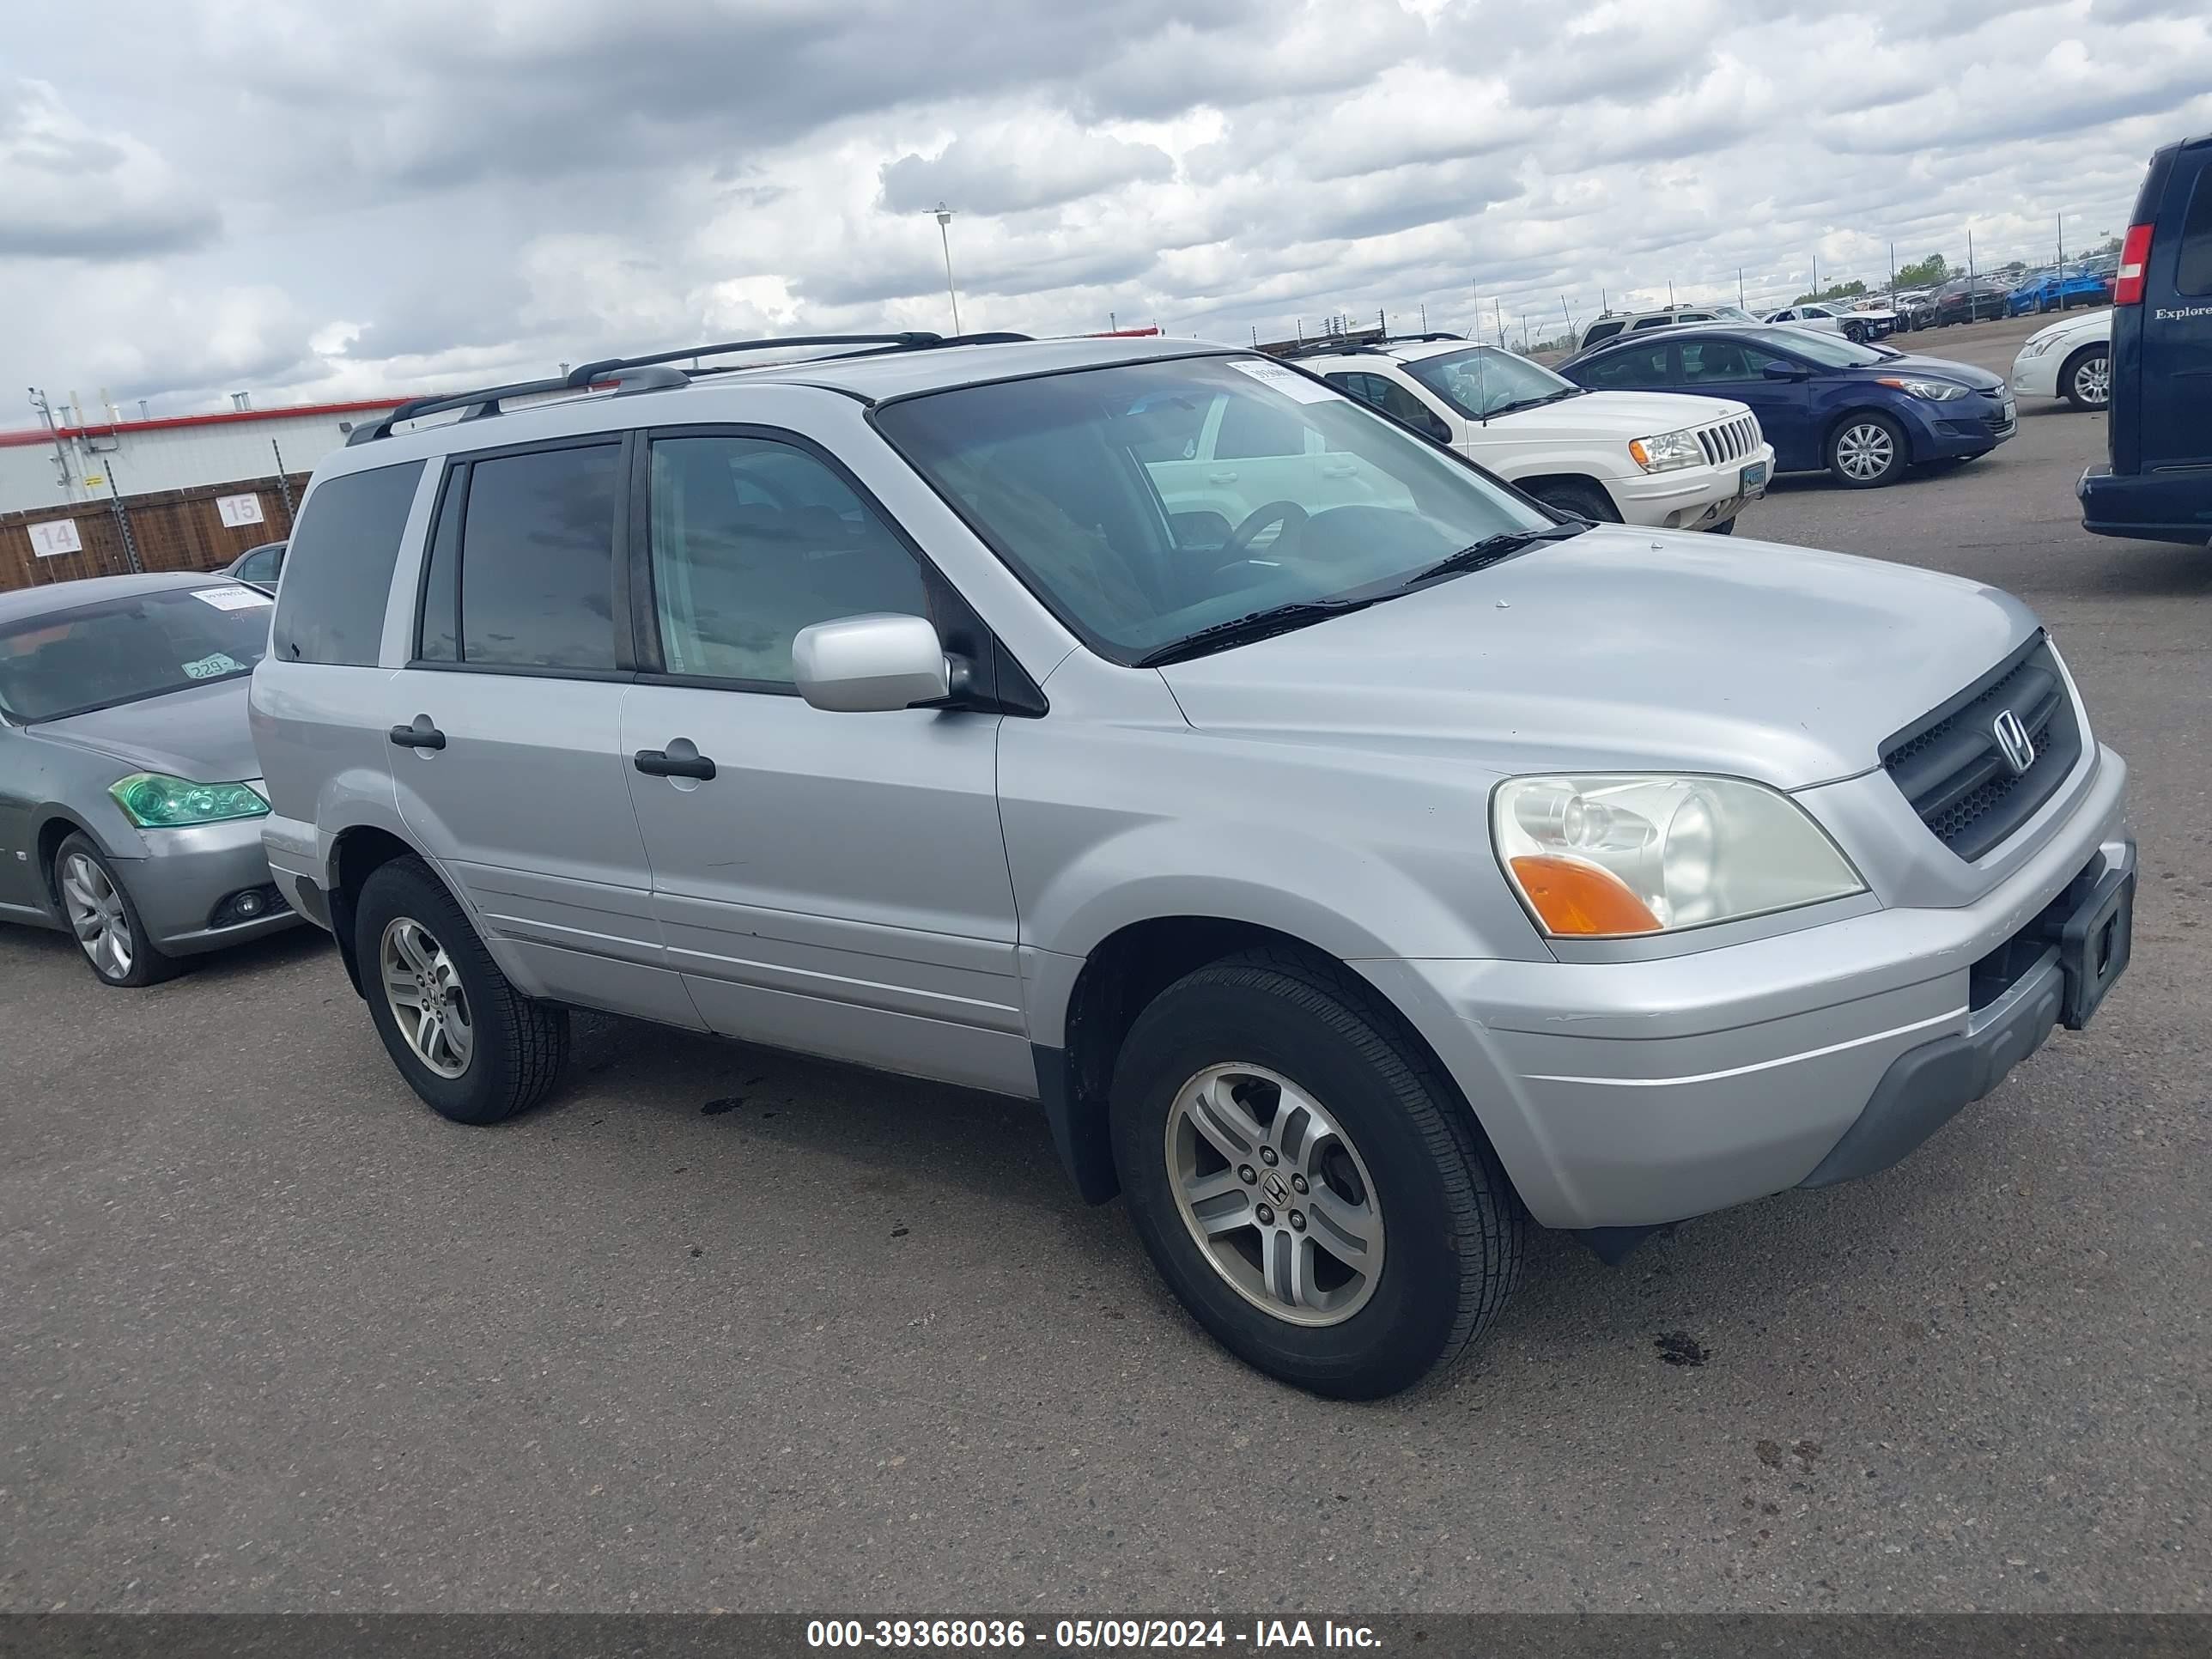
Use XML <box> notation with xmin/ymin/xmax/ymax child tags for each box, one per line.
<box><xmin>455</xmin><ymin>445</ymin><xmax>620</xmax><ymax>671</ymax></box>
<box><xmin>2177</xmin><ymin>167</ymin><xmax>2212</xmax><ymax>296</ymax></box>
<box><xmin>0</xmin><ymin>585</ymin><xmax>275</xmax><ymax>722</ymax></box>
<box><xmin>271</xmin><ymin>461</ymin><xmax>423</xmax><ymax>665</ymax></box>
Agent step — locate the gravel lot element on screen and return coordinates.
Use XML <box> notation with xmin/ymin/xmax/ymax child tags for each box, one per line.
<box><xmin>4</xmin><ymin>311</ymin><xmax>2206</xmax><ymax>1614</ymax></box>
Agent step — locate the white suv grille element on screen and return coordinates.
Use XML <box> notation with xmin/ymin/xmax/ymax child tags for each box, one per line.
<box><xmin>1693</xmin><ymin>415</ymin><xmax>1761</xmax><ymax>466</ymax></box>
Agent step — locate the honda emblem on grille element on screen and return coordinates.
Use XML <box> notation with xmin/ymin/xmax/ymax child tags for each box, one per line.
<box><xmin>1991</xmin><ymin>708</ymin><xmax>2036</xmax><ymax>776</ymax></box>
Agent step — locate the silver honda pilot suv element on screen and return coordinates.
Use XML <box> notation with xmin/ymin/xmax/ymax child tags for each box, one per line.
<box><xmin>252</xmin><ymin>331</ymin><xmax>2135</xmax><ymax>1399</ymax></box>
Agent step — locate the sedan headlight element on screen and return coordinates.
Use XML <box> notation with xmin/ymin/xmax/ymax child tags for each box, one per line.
<box><xmin>109</xmin><ymin>772</ymin><xmax>270</xmax><ymax>828</ymax></box>
<box><xmin>1627</xmin><ymin>428</ymin><xmax>1704</xmax><ymax>472</ymax></box>
<box><xmin>1492</xmin><ymin>775</ymin><xmax>1865</xmax><ymax>938</ymax></box>
<box><xmin>1877</xmin><ymin>376</ymin><xmax>1972</xmax><ymax>401</ymax></box>
<box><xmin>2021</xmin><ymin>334</ymin><xmax>2059</xmax><ymax>359</ymax></box>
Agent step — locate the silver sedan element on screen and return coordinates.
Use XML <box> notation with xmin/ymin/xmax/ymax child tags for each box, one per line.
<box><xmin>0</xmin><ymin>572</ymin><xmax>301</xmax><ymax>986</ymax></box>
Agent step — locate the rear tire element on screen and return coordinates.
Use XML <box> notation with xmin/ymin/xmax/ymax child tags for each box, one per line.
<box><xmin>1827</xmin><ymin>412</ymin><xmax>1908</xmax><ymax>488</ymax></box>
<box><xmin>52</xmin><ymin>832</ymin><xmax>179</xmax><ymax>988</ymax></box>
<box><xmin>2060</xmin><ymin>345</ymin><xmax>2112</xmax><ymax>412</ymax></box>
<box><xmin>1523</xmin><ymin>479</ymin><xmax>1620</xmax><ymax>523</ymax></box>
<box><xmin>355</xmin><ymin>855</ymin><xmax>568</xmax><ymax>1125</ymax></box>
<box><xmin>1109</xmin><ymin>948</ymin><xmax>1527</xmax><ymax>1399</ymax></box>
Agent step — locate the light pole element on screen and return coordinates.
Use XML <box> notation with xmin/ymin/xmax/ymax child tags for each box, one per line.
<box><xmin>933</xmin><ymin>204</ymin><xmax>962</xmax><ymax>336</ymax></box>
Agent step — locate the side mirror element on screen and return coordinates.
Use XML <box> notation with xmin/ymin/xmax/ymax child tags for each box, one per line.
<box><xmin>1762</xmin><ymin>362</ymin><xmax>1806</xmax><ymax>381</ymax></box>
<box><xmin>792</xmin><ymin>613</ymin><xmax>955</xmax><ymax>713</ymax></box>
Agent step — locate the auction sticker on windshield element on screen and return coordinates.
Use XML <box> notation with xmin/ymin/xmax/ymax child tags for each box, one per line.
<box><xmin>182</xmin><ymin>653</ymin><xmax>246</xmax><ymax>679</ymax></box>
<box><xmin>1226</xmin><ymin>357</ymin><xmax>1340</xmax><ymax>404</ymax></box>
<box><xmin>191</xmin><ymin>586</ymin><xmax>274</xmax><ymax>611</ymax></box>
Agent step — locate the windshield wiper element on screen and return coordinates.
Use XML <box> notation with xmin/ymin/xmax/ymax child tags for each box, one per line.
<box><xmin>1134</xmin><ymin>598</ymin><xmax>1378</xmax><ymax>667</ymax></box>
<box><xmin>1404</xmin><ymin>520</ymin><xmax>1588</xmax><ymax>587</ymax></box>
<box><xmin>1486</xmin><ymin>387</ymin><xmax>1583</xmax><ymax>417</ymax></box>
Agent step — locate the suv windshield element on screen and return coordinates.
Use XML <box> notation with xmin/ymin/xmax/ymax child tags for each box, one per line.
<box><xmin>1401</xmin><ymin>346</ymin><xmax>1581</xmax><ymax>420</ymax></box>
<box><xmin>0</xmin><ymin>585</ymin><xmax>274</xmax><ymax>722</ymax></box>
<box><xmin>874</xmin><ymin>356</ymin><xmax>1553</xmax><ymax>663</ymax></box>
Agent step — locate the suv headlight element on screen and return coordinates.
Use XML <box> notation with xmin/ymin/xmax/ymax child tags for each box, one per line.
<box><xmin>1492</xmin><ymin>775</ymin><xmax>1865</xmax><ymax>938</ymax></box>
<box><xmin>109</xmin><ymin>772</ymin><xmax>270</xmax><ymax>828</ymax></box>
<box><xmin>1878</xmin><ymin>376</ymin><xmax>1971</xmax><ymax>401</ymax></box>
<box><xmin>1627</xmin><ymin>428</ymin><xmax>1704</xmax><ymax>472</ymax></box>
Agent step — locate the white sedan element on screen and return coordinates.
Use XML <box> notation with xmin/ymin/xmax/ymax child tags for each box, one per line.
<box><xmin>2009</xmin><ymin>309</ymin><xmax>2112</xmax><ymax>411</ymax></box>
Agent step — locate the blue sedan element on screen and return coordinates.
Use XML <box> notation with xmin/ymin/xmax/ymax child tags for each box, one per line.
<box><xmin>1558</xmin><ymin>325</ymin><xmax>2016</xmax><ymax>488</ymax></box>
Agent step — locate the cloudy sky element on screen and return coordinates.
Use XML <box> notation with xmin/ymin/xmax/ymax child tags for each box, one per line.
<box><xmin>5</xmin><ymin>0</ymin><xmax>2209</xmax><ymax>419</ymax></box>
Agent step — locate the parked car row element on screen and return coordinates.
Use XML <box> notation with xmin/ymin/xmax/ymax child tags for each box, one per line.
<box><xmin>2007</xmin><ymin>264</ymin><xmax>2113</xmax><ymax>316</ymax></box>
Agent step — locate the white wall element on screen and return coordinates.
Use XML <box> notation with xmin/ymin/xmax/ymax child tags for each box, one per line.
<box><xmin>0</xmin><ymin>406</ymin><xmax>401</xmax><ymax>516</ymax></box>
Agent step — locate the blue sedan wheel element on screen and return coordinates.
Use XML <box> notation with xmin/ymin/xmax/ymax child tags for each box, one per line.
<box><xmin>1828</xmin><ymin>414</ymin><xmax>1907</xmax><ymax>488</ymax></box>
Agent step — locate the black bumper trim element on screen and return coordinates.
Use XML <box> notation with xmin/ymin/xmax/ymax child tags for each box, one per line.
<box><xmin>1799</xmin><ymin>951</ymin><xmax>2063</xmax><ymax>1189</ymax></box>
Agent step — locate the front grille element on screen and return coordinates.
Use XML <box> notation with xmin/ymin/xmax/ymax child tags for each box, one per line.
<box><xmin>1881</xmin><ymin>634</ymin><xmax>2082</xmax><ymax>862</ymax></box>
<box><xmin>1695</xmin><ymin>415</ymin><xmax>1760</xmax><ymax>466</ymax></box>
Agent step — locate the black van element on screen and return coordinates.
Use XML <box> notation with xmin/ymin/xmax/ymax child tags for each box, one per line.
<box><xmin>2079</xmin><ymin>131</ymin><xmax>2212</xmax><ymax>546</ymax></box>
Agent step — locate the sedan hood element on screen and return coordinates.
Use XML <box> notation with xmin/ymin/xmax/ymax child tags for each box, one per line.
<box><xmin>1157</xmin><ymin>526</ymin><xmax>2039</xmax><ymax>790</ymax></box>
<box><xmin>30</xmin><ymin>678</ymin><xmax>261</xmax><ymax>782</ymax></box>
<box><xmin>2023</xmin><ymin>311</ymin><xmax>2109</xmax><ymax>350</ymax></box>
<box><xmin>1860</xmin><ymin>353</ymin><xmax>2006</xmax><ymax>391</ymax></box>
<box><xmin>1490</xmin><ymin>389</ymin><xmax>1749</xmax><ymax>437</ymax></box>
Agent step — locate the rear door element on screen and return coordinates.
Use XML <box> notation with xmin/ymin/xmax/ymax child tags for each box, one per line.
<box><xmin>384</xmin><ymin>436</ymin><xmax>700</xmax><ymax>1028</ymax></box>
<box><xmin>617</xmin><ymin>428</ymin><xmax>1030</xmax><ymax>1095</ymax></box>
<box><xmin>2140</xmin><ymin>146</ymin><xmax>2212</xmax><ymax>473</ymax></box>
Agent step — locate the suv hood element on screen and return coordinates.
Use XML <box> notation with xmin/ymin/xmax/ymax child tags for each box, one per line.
<box><xmin>28</xmin><ymin>678</ymin><xmax>261</xmax><ymax>782</ymax></box>
<box><xmin>1157</xmin><ymin>526</ymin><xmax>2039</xmax><ymax>789</ymax></box>
<box><xmin>1489</xmin><ymin>389</ymin><xmax>1749</xmax><ymax>437</ymax></box>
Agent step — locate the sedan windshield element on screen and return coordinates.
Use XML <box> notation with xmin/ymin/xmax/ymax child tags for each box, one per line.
<box><xmin>873</xmin><ymin>356</ymin><xmax>1553</xmax><ymax>663</ymax></box>
<box><xmin>1771</xmin><ymin>331</ymin><xmax>1892</xmax><ymax>368</ymax></box>
<box><xmin>0</xmin><ymin>585</ymin><xmax>274</xmax><ymax>722</ymax></box>
<box><xmin>1400</xmin><ymin>346</ymin><xmax>1581</xmax><ymax>420</ymax></box>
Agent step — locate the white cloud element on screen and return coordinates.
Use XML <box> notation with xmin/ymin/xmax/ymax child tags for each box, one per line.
<box><xmin>2</xmin><ymin>0</ymin><xmax>2208</xmax><ymax>411</ymax></box>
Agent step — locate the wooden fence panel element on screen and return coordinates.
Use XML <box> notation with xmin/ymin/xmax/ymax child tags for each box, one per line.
<box><xmin>0</xmin><ymin>472</ymin><xmax>312</xmax><ymax>594</ymax></box>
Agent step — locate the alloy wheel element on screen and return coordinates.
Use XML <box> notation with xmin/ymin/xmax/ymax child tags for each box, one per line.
<box><xmin>1835</xmin><ymin>422</ymin><xmax>1896</xmax><ymax>482</ymax></box>
<box><xmin>2074</xmin><ymin>355</ymin><xmax>2112</xmax><ymax>408</ymax></box>
<box><xmin>380</xmin><ymin>916</ymin><xmax>475</xmax><ymax>1079</ymax></box>
<box><xmin>1164</xmin><ymin>1062</ymin><xmax>1385</xmax><ymax>1327</ymax></box>
<box><xmin>60</xmin><ymin>852</ymin><xmax>132</xmax><ymax>980</ymax></box>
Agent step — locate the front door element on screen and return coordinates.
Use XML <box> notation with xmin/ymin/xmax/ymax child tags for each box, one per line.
<box><xmin>1676</xmin><ymin>337</ymin><xmax>1817</xmax><ymax>471</ymax></box>
<box><xmin>384</xmin><ymin>437</ymin><xmax>700</xmax><ymax>1029</ymax></box>
<box><xmin>0</xmin><ymin>726</ymin><xmax>40</xmax><ymax>918</ymax></box>
<box><xmin>619</xmin><ymin>428</ymin><xmax>1030</xmax><ymax>1096</ymax></box>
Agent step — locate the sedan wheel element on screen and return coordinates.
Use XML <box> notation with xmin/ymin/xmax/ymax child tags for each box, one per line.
<box><xmin>379</xmin><ymin>916</ymin><xmax>475</xmax><ymax>1079</ymax></box>
<box><xmin>52</xmin><ymin>831</ymin><xmax>178</xmax><ymax>988</ymax></box>
<box><xmin>1830</xmin><ymin>416</ymin><xmax>1905</xmax><ymax>487</ymax></box>
<box><xmin>2064</xmin><ymin>349</ymin><xmax>2112</xmax><ymax>412</ymax></box>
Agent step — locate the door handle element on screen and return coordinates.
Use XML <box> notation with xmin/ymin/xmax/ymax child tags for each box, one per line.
<box><xmin>388</xmin><ymin>718</ymin><xmax>446</xmax><ymax>750</ymax></box>
<box><xmin>634</xmin><ymin>748</ymin><xmax>716</xmax><ymax>781</ymax></box>
<box><xmin>1206</xmin><ymin>471</ymin><xmax>1239</xmax><ymax>483</ymax></box>
<box><xmin>1320</xmin><ymin>462</ymin><xmax>1357</xmax><ymax>477</ymax></box>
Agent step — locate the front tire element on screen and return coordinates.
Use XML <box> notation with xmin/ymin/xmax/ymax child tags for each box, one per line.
<box><xmin>1109</xmin><ymin>948</ymin><xmax>1526</xmax><ymax>1399</ymax></box>
<box><xmin>355</xmin><ymin>855</ymin><xmax>568</xmax><ymax>1125</ymax></box>
<box><xmin>1827</xmin><ymin>412</ymin><xmax>1908</xmax><ymax>488</ymax></box>
<box><xmin>2061</xmin><ymin>345</ymin><xmax>2112</xmax><ymax>412</ymax></box>
<box><xmin>53</xmin><ymin>832</ymin><xmax>179</xmax><ymax>988</ymax></box>
<box><xmin>1844</xmin><ymin>321</ymin><xmax>1868</xmax><ymax>343</ymax></box>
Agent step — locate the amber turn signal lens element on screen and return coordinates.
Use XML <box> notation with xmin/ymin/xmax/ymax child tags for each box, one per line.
<box><xmin>1627</xmin><ymin>438</ymin><xmax>1652</xmax><ymax>469</ymax></box>
<box><xmin>1508</xmin><ymin>854</ymin><xmax>1662</xmax><ymax>936</ymax></box>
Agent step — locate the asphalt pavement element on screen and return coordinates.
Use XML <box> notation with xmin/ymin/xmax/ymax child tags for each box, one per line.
<box><xmin>3</xmin><ymin>310</ymin><xmax>2206</xmax><ymax>1613</ymax></box>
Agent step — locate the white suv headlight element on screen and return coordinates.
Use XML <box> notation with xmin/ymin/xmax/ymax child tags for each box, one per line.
<box><xmin>1627</xmin><ymin>428</ymin><xmax>1704</xmax><ymax>472</ymax></box>
<box><xmin>1492</xmin><ymin>775</ymin><xmax>1866</xmax><ymax>938</ymax></box>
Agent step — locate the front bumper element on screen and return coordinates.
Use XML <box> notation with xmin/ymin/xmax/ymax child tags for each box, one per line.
<box><xmin>1900</xmin><ymin>392</ymin><xmax>2016</xmax><ymax>459</ymax></box>
<box><xmin>1361</xmin><ymin>745</ymin><xmax>2130</xmax><ymax>1231</ymax></box>
<box><xmin>1612</xmin><ymin>443</ymin><xmax>1775</xmax><ymax>531</ymax></box>
<box><xmin>115</xmin><ymin>813</ymin><xmax>300</xmax><ymax>956</ymax></box>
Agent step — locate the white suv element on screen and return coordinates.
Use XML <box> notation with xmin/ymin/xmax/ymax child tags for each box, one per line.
<box><xmin>1299</xmin><ymin>340</ymin><xmax>1773</xmax><ymax>532</ymax></box>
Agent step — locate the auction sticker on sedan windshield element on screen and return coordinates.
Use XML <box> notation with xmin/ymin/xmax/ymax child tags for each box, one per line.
<box><xmin>191</xmin><ymin>586</ymin><xmax>274</xmax><ymax>611</ymax></box>
<box><xmin>1225</xmin><ymin>356</ymin><xmax>1340</xmax><ymax>403</ymax></box>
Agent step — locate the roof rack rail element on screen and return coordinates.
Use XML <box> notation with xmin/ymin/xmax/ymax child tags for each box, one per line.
<box><xmin>346</xmin><ymin>331</ymin><xmax>1037</xmax><ymax>446</ymax></box>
